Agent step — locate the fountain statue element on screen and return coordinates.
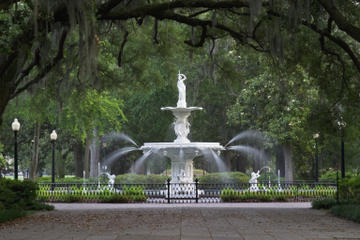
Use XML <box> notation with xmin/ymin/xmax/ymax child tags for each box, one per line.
<box><xmin>177</xmin><ymin>71</ymin><xmax>187</xmax><ymax>108</ymax></box>
<box><xmin>140</xmin><ymin>71</ymin><xmax>224</xmax><ymax>184</ymax></box>
<box><xmin>249</xmin><ymin>170</ymin><xmax>260</xmax><ymax>191</ymax></box>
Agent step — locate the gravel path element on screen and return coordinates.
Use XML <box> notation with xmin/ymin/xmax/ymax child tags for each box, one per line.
<box><xmin>0</xmin><ymin>202</ymin><xmax>359</xmax><ymax>240</ymax></box>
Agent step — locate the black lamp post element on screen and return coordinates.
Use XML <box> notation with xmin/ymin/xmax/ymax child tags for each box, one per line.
<box><xmin>11</xmin><ymin>118</ymin><xmax>20</xmax><ymax>180</ymax></box>
<box><xmin>313</xmin><ymin>133</ymin><xmax>319</xmax><ymax>182</ymax></box>
<box><xmin>50</xmin><ymin>130</ymin><xmax>57</xmax><ymax>187</ymax></box>
<box><xmin>337</xmin><ymin>119</ymin><xmax>346</xmax><ymax>178</ymax></box>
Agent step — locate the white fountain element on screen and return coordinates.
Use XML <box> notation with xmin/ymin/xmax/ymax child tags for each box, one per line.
<box><xmin>140</xmin><ymin>71</ymin><xmax>225</xmax><ymax>184</ymax></box>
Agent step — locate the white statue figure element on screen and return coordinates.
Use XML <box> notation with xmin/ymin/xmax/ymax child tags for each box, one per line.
<box><xmin>108</xmin><ymin>174</ymin><xmax>116</xmax><ymax>189</ymax></box>
<box><xmin>174</xmin><ymin>116</ymin><xmax>190</xmax><ymax>140</ymax></box>
<box><xmin>249</xmin><ymin>170</ymin><xmax>260</xmax><ymax>192</ymax></box>
<box><xmin>177</xmin><ymin>71</ymin><xmax>187</xmax><ymax>108</ymax></box>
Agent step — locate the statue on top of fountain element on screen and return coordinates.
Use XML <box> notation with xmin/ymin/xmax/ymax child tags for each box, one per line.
<box><xmin>177</xmin><ymin>71</ymin><xmax>187</xmax><ymax>108</ymax></box>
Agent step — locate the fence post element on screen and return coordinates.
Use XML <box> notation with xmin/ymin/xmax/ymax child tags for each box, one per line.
<box><xmin>336</xmin><ymin>170</ymin><xmax>339</xmax><ymax>203</ymax></box>
<box><xmin>167</xmin><ymin>178</ymin><xmax>170</xmax><ymax>204</ymax></box>
<box><xmin>195</xmin><ymin>178</ymin><xmax>199</xmax><ymax>203</ymax></box>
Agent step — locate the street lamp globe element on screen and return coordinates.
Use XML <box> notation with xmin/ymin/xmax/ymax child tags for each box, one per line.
<box><xmin>11</xmin><ymin>118</ymin><xmax>20</xmax><ymax>131</ymax></box>
<box><xmin>313</xmin><ymin>133</ymin><xmax>320</xmax><ymax>139</ymax></box>
<box><xmin>50</xmin><ymin>130</ymin><xmax>57</xmax><ymax>141</ymax></box>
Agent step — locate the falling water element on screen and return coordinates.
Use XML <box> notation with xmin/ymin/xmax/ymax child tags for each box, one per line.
<box><xmin>133</xmin><ymin>150</ymin><xmax>153</xmax><ymax>173</ymax></box>
<box><xmin>102</xmin><ymin>132</ymin><xmax>138</xmax><ymax>147</ymax></box>
<box><xmin>200</xmin><ymin>148</ymin><xmax>228</xmax><ymax>172</ymax></box>
<box><xmin>225</xmin><ymin>130</ymin><xmax>265</xmax><ymax>147</ymax></box>
<box><xmin>227</xmin><ymin>145</ymin><xmax>266</xmax><ymax>161</ymax></box>
<box><xmin>103</xmin><ymin>147</ymin><xmax>139</xmax><ymax>166</ymax></box>
<box><xmin>210</xmin><ymin>149</ymin><xmax>228</xmax><ymax>172</ymax></box>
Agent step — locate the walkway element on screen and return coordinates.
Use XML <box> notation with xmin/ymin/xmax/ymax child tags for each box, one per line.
<box><xmin>0</xmin><ymin>203</ymin><xmax>359</xmax><ymax>240</ymax></box>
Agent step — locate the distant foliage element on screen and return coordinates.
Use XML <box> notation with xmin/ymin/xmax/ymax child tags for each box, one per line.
<box><xmin>198</xmin><ymin>172</ymin><xmax>250</xmax><ymax>184</ymax></box>
<box><xmin>115</xmin><ymin>174</ymin><xmax>168</xmax><ymax>184</ymax></box>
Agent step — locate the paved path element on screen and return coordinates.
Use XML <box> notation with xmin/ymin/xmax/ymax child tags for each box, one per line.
<box><xmin>0</xmin><ymin>203</ymin><xmax>359</xmax><ymax>240</ymax></box>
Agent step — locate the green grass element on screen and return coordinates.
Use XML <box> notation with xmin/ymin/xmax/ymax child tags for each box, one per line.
<box><xmin>330</xmin><ymin>204</ymin><xmax>360</xmax><ymax>223</ymax></box>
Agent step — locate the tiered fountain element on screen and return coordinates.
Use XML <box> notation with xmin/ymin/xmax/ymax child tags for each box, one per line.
<box><xmin>140</xmin><ymin>72</ymin><xmax>225</xmax><ymax>185</ymax></box>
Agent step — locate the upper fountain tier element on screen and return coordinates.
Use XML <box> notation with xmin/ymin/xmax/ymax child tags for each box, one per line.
<box><xmin>140</xmin><ymin>71</ymin><xmax>225</xmax><ymax>183</ymax></box>
<box><xmin>141</xmin><ymin>71</ymin><xmax>225</xmax><ymax>148</ymax></box>
<box><xmin>160</xmin><ymin>72</ymin><xmax>203</xmax><ymax>143</ymax></box>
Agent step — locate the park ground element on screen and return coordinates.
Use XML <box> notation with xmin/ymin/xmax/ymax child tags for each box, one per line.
<box><xmin>0</xmin><ymin>202</ymin><xmax>359</xmax><ymax>240</ymax></box>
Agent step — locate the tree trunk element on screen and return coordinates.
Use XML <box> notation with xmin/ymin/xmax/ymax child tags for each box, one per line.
<box><xmin>83</xmin><ymin>134</ymin><xmax>91</xmax><ymax>178</ymax></box>
<box><xmin>73</xmin><ymin>141</ymin><xmax>83</xmax><ymax>178</ymax></box>
<box><xmin>89</xmin><ymin>129</ymin><xmax>100</xmax><ymax>178</ymax></box>
<box><xmin>276</xmin><ymin>145</ymin><xmax>285</xmax><ymax>177</ymax></box>
<box><xmin>29</xmin><ymin>121</ymin><xmax>40</xmax><ymax>180</ymax></box>
<box><xmin>283</xmin><ymin>144</ymin><xmax>294</xmax><ymax>182</ymax></box>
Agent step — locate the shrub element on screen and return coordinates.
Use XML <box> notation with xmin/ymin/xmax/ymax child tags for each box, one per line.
<box><xmin>312</xmin><ymin>199</ymin><xmax>337</xmax><ymax>209</ymax></box>
<box><xmin>199</xmin><ymin>172</ymin><xmax>249</xmax><ymax>184</ymax></box>
<box><xmin>0</xmin><ymin>178</ymin><xmax>37</xmax><ymax>210</ymax></box>
<box><xmin>338</xmin><ymin>175</ymin><xmax>360</xmax><ymax>203</ymax></box>
<box><xmin>115</xmin><ymin>174</ymin><xmax>168</xmax><ymax>184</ymax></box>
<box><xmin>0</xmin><ymin>209</ymin><xmax>26</xmax><ymax>223</ymax></box>
<box><xmin>319</xmin><ymin>169</ymin><xmax>355</xmax><ymax>182</ymax></box>
<box><xmin>330</xmin><ymin>204</ymin><xmax>360</xmax><ymax>223</ymax></box>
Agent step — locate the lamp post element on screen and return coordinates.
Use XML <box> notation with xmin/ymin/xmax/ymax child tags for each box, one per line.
<box><xmin>313</xmin><ymin>133</ymin><xmax>320</xmax><ymax>182</ymax></box>
<box><xmin>336</xmin><ymin>119</ymin><xmax>346</xmax><ymax>178</ymax></box>
<box><xmin>50</xmin><ymin>130</ymin><xmax>57</xmax><ymax>188</ymax></box>
<box><xmin>11</xmin><ymin>118</ymin><xmax>20</xmax><ymax>180</ymax></box>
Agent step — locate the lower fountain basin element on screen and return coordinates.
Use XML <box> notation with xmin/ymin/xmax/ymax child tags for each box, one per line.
<box><xmin>140</xmin><ymin>142</ymin><xmax>225</xmax><ymax>184</ymax></box>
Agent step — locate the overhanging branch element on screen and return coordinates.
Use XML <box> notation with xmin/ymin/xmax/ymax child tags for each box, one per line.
<box><xmin>12</xmin><ymin>29</ymin><xmax>68</xmax><ymax>98</ymax></box>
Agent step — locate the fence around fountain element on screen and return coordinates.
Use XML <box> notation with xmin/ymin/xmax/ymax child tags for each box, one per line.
<box><xmin>36</xmin><ymin>179</ymin><xmax>337</xmax><ymax>203</ymax></box>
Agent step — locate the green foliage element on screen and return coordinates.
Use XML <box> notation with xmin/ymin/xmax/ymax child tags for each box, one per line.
<box><xmin>0</xmin><ymin>209</ymin><xmax>27</xmax><ymax>223</ymax></box>
<box><xmin>62</xmin><ymin>89</ymin><xmax>126</xmax><ymax>141</ymax></box>
<box><xmin>36</xmin><ymin>184</ymin><xmax>147</xmax><ymax>203</ymax></box>
<box><xmin>330</xmin><ymin>205</ymin><xmax>360</xmax><ymax>223</ymax></box>
<box><xmin>198</xmin><ymin>172</ymin><xmax>249</xmax><ymax>184</ymax></box>
<box><xmin>220</xmin><ymin>185</ymin><xmax>336</xmax><ymax>202</ymax></box>
<box><xmin>36</xmin><ymin>176</ymin><xmax>98</xmax><ymax>183</ymax></box>
<box><xmin>0</xmin><ymin>179</ymin><xmax>53</xmax><ymax>223</ymax></box>
<box><xmin>0</xmin><ymin>179</ymin><xmax>37</xmax><ymax>209</ymax></box>
<box><xmin>338</xmin><ymin>175</ymin><xmax>360</xmax><ymax>203</ymax></box>
<box><xmin>311</xmin><ymin>199</ymin><xmax>338</xmax><ymax>209</ymax></box>
<box><xmin>319</xmin><ymin>169</ymin><xmax>341</xmax><ymax>182</ymax></box>
<box><xmin>115</xmin><ymin>174</ymin><xmax>168</xmax><ymax>184</ymax></box>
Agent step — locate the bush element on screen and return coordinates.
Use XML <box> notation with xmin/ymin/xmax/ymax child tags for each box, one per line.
<box><xmin>0</xmin><ymin>209</ymin><xmax>26</xmax><ymax>223</ymax></box>
<box><xmin>115</xmin><ymin>174</ymin><xmax>168</xmax><ymax>184</ymax></box>
<box><xmin>338</xmin><ymin>175</ymin><xmax>360</xmax><ymax>203</ymax></box>
<box><xmin>0</xmin><ymin>178</ymin><xmax>37</xmax><ymax>209</ymax></box>
<box><xmin>312</xmin><ymin>199</ymin><xmax>337</xmax><ymax>209</ymax></box>
<box><xmin>330</xmin><ymin>204</ymin><xmax>360</xmax><ymax>223</ymax></box>
<box><xmin>198</xmin><ymin>172</ymin><xmax>249</xmax><ymax>184</ymax></box>
<box><xmin>36</xmin><ymin>176</ymin><xmax>98</xmax><ymax>183</ymax></box>
<box><xmin>319</xmin><ymin>169</ymin><xmax>356</xmax><ymax>182</ymax></box>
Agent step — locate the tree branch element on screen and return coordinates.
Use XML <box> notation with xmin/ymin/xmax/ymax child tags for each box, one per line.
<box><xmin>15</xmin><ymin>48</ymin><xmax>40</xmax><ymax>86</ymax></box>
<box><xmin>117</xmin><ymin>30</ymin><xmax>129</xmax><ymax>67</ymax></box>
<box><xmin>318</xmin><ymin>0</ymin><xmax>360</xmax><ymax>43</ymax></box>
<box><xmin>153</xmin><ymin>18</ymin><xmax>159</xmax><ymax>44</ymax></box>
<box><xmin>184</xmin><ymin>25</ymin><xmax>207</xmax><ymax>47</ymax></box>
<box><xmin>12</xmin><ymin>29</ymin><xmax>68</xmax><ymax>98</ymax></box>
